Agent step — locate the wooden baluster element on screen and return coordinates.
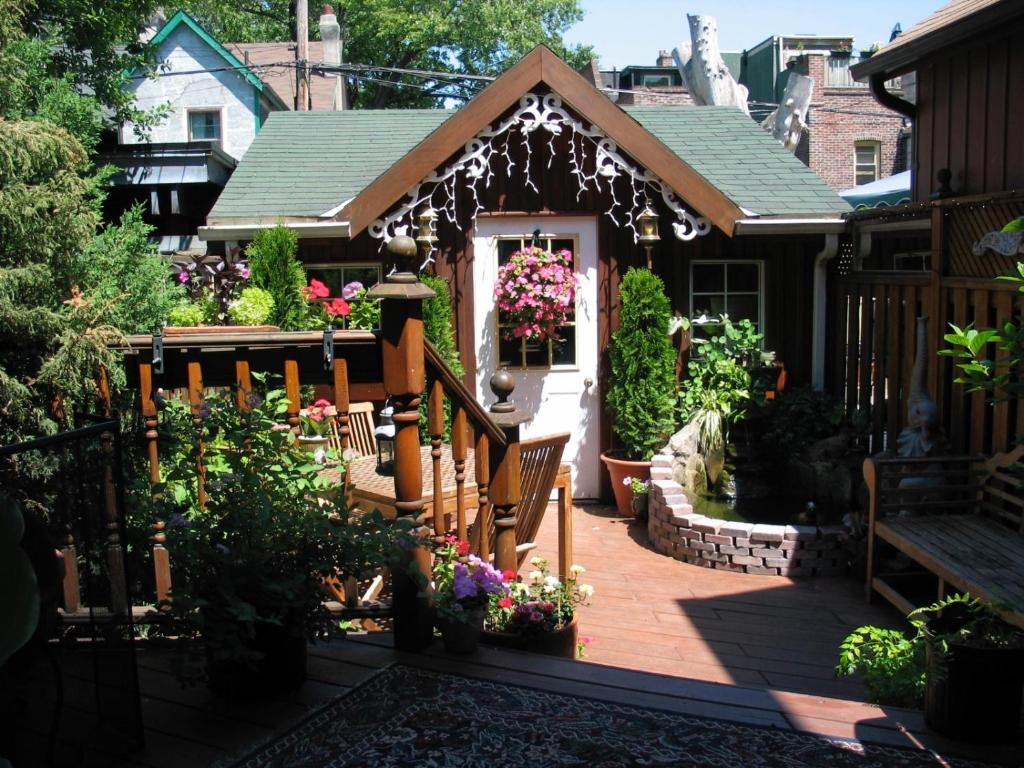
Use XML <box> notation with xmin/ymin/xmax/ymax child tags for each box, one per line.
<box><xmin>61</xmin><ymin>518</ymin><xmax>81</xmax><ymax>614</ymax></box>
<box><xmin>557</xmin><ymin>466</ymin><xmax>574</xmax><ymax>579</ymax></box>
<box><xmin>187</xmin><ymin>359</ymin><xmax>206</xmax><ymax>508</ymax></box>
<box><xmin>334</xmin><ymin>358</ymin><xmax>351</xmax><ymax>454</ymax></box>
<box><xmin>139</xmin><ymin>362</ymin><xmax>171</xmax><ymax>604</ymax></box>
<box><xmin>452</xmin><ymin>405</ymin><xmax>469</xmax><ymax>542</ymax></box>
<box><xmin>235</xmin><ymin>358</ymin><xmax>253</xmax><ymax>411</ymax></box>
<box><xmin>487</xmin><ymin>371</ymin><xmax>528</xmax><ymax>576</ymax></box>
<box><xmin>429</xmin><ymin>378</ymin><xmax>446</xmax><ymax>542</ymax></box>
<box><xmin>475</xmin><ymin>431</ymin><xmax>490</xmax><ymax>563</ymax></box>
<box><xmin>101</xmin><ymin>426</ymin><xmax>128</xmax><ymax>615</ymax></box>
<box><xmin>369</xmin><ymin>235</ymin><xmax>435</xmax><ymax>651</ymax></box>
<box><xmin>284</xmin><ymin>358</ymin><xmax>301</xmax><ymax>434</ymax></box>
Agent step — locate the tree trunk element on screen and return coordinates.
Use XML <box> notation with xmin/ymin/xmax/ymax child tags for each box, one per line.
<box><xmin>672</xmin><ymin>14</ymin><xmax>748</xmax><ymax>113</ymax></box>
<box><xmin>760</xmin><ymin>73</ymin><xmax>813</xmax><ymax>152</ymax></box>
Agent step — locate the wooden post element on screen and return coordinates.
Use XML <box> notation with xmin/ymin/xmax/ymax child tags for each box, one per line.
<box><xmin>284</xmin><ymin>358</ymin><xmax>301</xmax><ymax>434</ymax></box>
<box><xmin>139</xmin><ymin>362</ymin><xmax>171</xmax><ymax>604</ymax></box>
<box><xmin>428</xmin><ymin>378</ymin><xmax>445</xmax><ymax>542</ymax></box>
<box><xmin>475</xmin><ymin>431</ymin><xmax>491</xmax><ymax>562</ymax></box>
<box><xmin>101</xmin><ymin>426</ymin><xmax>128</xmax><ymax>615</ymax></box>
<box><xmin>235</xmin><ymin>359</ymin><xmax>253</xmax><ymax>411</ymax></box>
<box><xmin>452</xmin><ymin>405</ymin><xmax>469</xmax><ymax>542</ymax></box>
<box><xmin>334</xmin><ymin>358</ymin><xmax>351</xmax><ymax>453</ymax></box>
<box><xmin>295</xmin><ymin>0</ymin><xmax>309</xmax><ymax>111</ymax></box>
<box><xmin>486</xmin><ymin>371</ymin><xmax>529</xmax><ymax>576</ymax></box>
<box><xmin>187</xmin><ymin>359</ymin><xmax>206</xmax><ymax>508</ymax></box>
<box><xmin>367</xmin><ymin>235</ymin><xmax>436</xmax><ymax>651</ymax></box>
<box><xmin>556</xmin><ymin>466</ymin><xmax>573</xmax><ymax>579</ymax></box>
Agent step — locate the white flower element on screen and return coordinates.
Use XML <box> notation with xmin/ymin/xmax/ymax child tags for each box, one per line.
<box><xmin>569</xmin><ymin>564</ymin><xmax>586</xmax><ymax>576</ymax></box>
<box><xmin>621</xmin><ymin>476</ymin><xmax>632</xmax><ymax>486</ymax></box>
<box><xmin>544</xmin><ymin>575</ymin><xmax>560</xmax><ymax>589</ymax></box>
<box><xmin>530</xmin><ymin>556</ymin><xmax>544</xmax><ymax>566</ymax></box>
<box><xmin>578</xmin><ymin>584</ymin><xmax>594</xmax><ymax>598</ymax></box>
<box><xmin>528</xmin><ymin>570</ymin><xmax>544</xmax><ymax>584</ymax></box>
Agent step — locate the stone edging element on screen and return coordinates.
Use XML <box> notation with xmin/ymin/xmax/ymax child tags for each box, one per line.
<box><xmin>647</xmin><ymin>455</ymin><xmax>848</xmax><ymax>577</ymax></box>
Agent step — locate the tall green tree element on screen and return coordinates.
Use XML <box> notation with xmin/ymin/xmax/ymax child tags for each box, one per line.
<box><xmin>177</xmin><ymin>0</ymin><xmax>593</xmax><ymax>108</ymax></box>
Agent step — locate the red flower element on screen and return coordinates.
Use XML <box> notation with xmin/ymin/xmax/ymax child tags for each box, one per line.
<box><xmin>444</xmin><ymin>534</ymin><xmax>458</xmax><ymax>545</ymax></box>
<box><xmin>497</xmin><ymin>597</ymin><xmax>514</xmax><ymax>609</ymax></box>
<box><xmin>502</xmin><ymin>569</ymin><xmax>516</xmax><ymax>582</ymax></box>
<box><xmin>306</xmin><ymin>279</ymin><xmax>330</xmax><ymax>299</ymax></box>
<box><xmin>456</xmin><ymin>540</ymin><xmax>470</xmax><ymax>556</ymax></box>
<box><xmin>313</xmin><ymin>398</ymin><xmax>331</xmax><ymax>408</ymax></box>
<box><xmin>325</xmin><ymin>298</ymin><xmax>350</xmax><ymax>317</ymax></box>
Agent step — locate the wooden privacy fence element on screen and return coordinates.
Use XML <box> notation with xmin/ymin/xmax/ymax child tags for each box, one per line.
<box><xmin>833</xmin><ymin>198</ymin><xmax>1024</xmax><ymax>456</ymax></box>
<box><xmin>114</xmin><ymin>318</ymin><xmax>571</xmax><ymax>648</ymax></box>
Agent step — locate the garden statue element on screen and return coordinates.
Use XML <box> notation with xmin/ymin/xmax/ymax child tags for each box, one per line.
<box><xmin>896</xmin><ymin>317</ymin><xmax>947</xmax><ymax>459</ymax></box>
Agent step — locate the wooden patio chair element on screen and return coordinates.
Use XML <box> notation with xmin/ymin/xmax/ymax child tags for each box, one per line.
<box><xmin>322</xmin><ymin>402</ymin><xmax>376</xmax><ymax>457</ymax></box>
<box><xmin>470</xmin><ymin>432</ymin><xmax>570</xmax><ymax>570</ymax></box>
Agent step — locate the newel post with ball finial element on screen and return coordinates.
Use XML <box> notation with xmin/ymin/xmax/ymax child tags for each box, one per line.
<box><xmin>487</xmin><ymin>370</ymin><xmax>530</xmax><ymax>576</ymax></box>
<box><xmin>366</xmin><ymin>233</ymin><xmax>436</xmax><ymax>651</ymax></box>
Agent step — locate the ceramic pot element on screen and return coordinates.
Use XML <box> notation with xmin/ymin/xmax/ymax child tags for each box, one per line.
<box><xmin>482</xmin><ymin>614</ymin><xmax>579</xmax><ymax>659</ymax></box>
<box><xmin>600</xmin><ymin>450</ymin><xmax>651</xmax><ymax>516</ymax></box>
<box><xmin>297</xmin><ymin>435</ymin><xmax>330</xmax><ymax>454</ymax></box>
<box><xmin>438</xmin><ymin>607</ymin><xmax>485</xmax><ymax>654</ymax></box>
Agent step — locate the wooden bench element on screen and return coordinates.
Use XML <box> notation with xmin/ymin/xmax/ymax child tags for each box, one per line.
<box><xmin>864</xmin><ymin>445</ymin><xmax>1024</xmax><ymax>629</ymax></box>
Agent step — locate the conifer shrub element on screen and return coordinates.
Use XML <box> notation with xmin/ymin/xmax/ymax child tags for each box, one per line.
<box><xmin>245</xmin><ymin>226</ymin><xmax>307</xmax><ymax>330</ymax></box>
<box><xmin>606</xmin><ymin>268</ymin><xmax>676</xmax><ymax>460</ymax></box>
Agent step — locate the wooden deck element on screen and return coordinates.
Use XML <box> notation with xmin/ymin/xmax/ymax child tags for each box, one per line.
<box><xmin>18</xmin><ymin>503</ymin><xmax>1024</xmax><ymax>766</ymax></box>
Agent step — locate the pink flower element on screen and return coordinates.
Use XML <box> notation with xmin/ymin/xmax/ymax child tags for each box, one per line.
<box><xmin>325</xmin><ymin>298</ymin><xmax>350</xmax><ymax>317</ymax></box>
<box><xmin>314</xmin><ymin>398</ymin><xmax>331</xmax><ymax>408</ymax></box>
<box><xmin>176</xmin><ymin>271</ymin><xmax>190</xmax><ymax>283</ymax></box>
<box><xmin>342</xmin><ymin>281</ymin><xmax>363</xmax><ymax>299</ymax></box>
<box><xmin>306</xmin><ymin>279</ymin><xmax>330</xmax><ymax>299</ymax></box>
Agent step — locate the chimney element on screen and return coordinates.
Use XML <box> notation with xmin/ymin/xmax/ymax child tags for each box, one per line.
<box><xmin>319</xmin><ymin>4</ymin><xmax>348</xmax><ymax>110</ymax></box>
<box><xmin>656</xmin><ymin>49</ymin><xmax>673</xmax><ymax>67</ymax></box>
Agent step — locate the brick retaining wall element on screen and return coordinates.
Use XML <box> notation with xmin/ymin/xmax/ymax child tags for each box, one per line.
<box><xmin>647</xmin><ymin>454</ymin><xmax>848</xmax><ymax>577</ymax></box>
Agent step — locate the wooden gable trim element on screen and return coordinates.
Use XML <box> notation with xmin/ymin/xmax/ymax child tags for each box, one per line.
<box><xmin>341</xmin><ymin>46</ymin><xmax>743</xmax><ymax>238</ymax></box>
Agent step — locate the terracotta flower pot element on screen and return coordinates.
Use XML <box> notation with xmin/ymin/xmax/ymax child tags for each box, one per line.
<box><xmin>163</xmin><ymin>325</ymin><xmax>280</xmax><ymax>335</ymax></box>
<box><xmin>482</xmin><ymin>614</ymin><xmax>579</xmax><ymax>659</ymax></box>
<box><xmin>600</xmin><ymin>450</ymin><xmax>651</xmax><ymax>516</ymax></box>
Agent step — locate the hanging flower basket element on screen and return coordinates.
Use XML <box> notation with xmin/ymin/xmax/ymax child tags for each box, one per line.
<box><xmin>494</xmin><ymin>245</ymin><xmax>578</xmax><ymax>343</ymax></box>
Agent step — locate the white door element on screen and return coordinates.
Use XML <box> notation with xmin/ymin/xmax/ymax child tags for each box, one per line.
<box><xmin>473</xmin><ymin>217</ymin><xmax>600</xmax><ymax>498</ymax></box>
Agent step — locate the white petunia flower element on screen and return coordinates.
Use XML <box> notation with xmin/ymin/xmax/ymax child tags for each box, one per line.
<box><xmin>530</xmin><ymin>556</ymin><xmax>544</xmax><ymax>566</ymax></box>
<box><xmin>544</xmin><ymin>575</ymin><xmax>560</xmax><ymax>588</ymax></box>
<box><xmin>569</xmin><ymin>564</ymin><xmax>586</xmax><ymax>576</ymax></box>
<box><xmin>529</xmin><ymin>570</ymin><xmax>544</xmax><ymax>584</ymax></box>
<box><xmin>578</xmin><ymin>584</ymin><xmax>594</xmax><ymax>598</ymax></box>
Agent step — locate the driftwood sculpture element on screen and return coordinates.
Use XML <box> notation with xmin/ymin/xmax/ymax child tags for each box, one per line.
<box><xmin>672</xmin><ymin>14</ymin><xmax>749</xmax><ymax>113</ymax></box>
<box><xmin>896</xmin><ymin>317</ymin><xmax>946</xmax><ymax>458</ymax></box>
<box><xmin>761</xmin><ymin>73</ymin><xmax>813</xmax><ymax>152</ymax></box>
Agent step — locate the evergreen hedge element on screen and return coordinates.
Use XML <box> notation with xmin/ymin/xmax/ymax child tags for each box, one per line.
<box><xmin>245</xmin><ymin>226</ymin><xmax>307</xmax><ymax>331</ymax></box>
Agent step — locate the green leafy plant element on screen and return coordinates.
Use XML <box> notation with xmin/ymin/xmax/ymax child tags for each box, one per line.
<box><xmin>606</xmin><ymin>268</ymin><xmax>676</xmax><ymax>460</ymax></box>
<box><xmin>836</xmin><ymin>593</ymin><xmax>1024</xmax><ymax>708</ymax></box>
<box><xmin>760</xmin><ymin>386</ymin><xmax>866</xmax><ymax>459</ymax></box>
<box><xmin>432</xmin><ymin>535</ymin><xmax>510</xmax><ymax>623</ymax></box>
<box><xmin>228</xmin><ymin>286</ymin><xmax>275</xmax><ymax>326</ymax></box>
<box><xmin>157</xmin><ymin>383</ymin><xmax>396</xmax><ymax>673</ymax></box>
<box><xmin>298</xmin><ymin>397</ymin><xmax>333</xmax><ymax>438</ymax></box>
<box><xmin>346</xmin><ymin>286</ymin><xmax>381</xmax><ymax>331</ymax></box>
<box><xmin>246</xmin><ymin>226</ymin><xmax>308</xmax><ymax>330</ymax></box>
<box><xmin>167</xmin><ymin>301</ymin><xmax>206</xmax><ymax>328</ymax></box>
<box><xmin>419</xmin><ymin>274</ymin><xmax>464</xmax><ymax>443</ymax></box>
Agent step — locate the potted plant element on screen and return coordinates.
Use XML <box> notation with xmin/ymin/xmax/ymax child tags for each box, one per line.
<box><xmin>483</xmin><ymin>558</ymin><xmax>593</xmax><ymax>658</ymax></box>
<box><xmin>493</xmin><ymin>244</ymin><xmax>578</xmax><ymax>344</ymax></box>
<box><xmin>836</xmin><ymin>593</ymin><xmax>1024</xmax><ymax>741</ymax></box>
<box><xmin>623</xmin><ymin>476</ymin><xmax>651</xmax><ymax>520</ymax></box>
<box><xmin>159</xmin><ymin>387</ymin><xmax>395</xmax><ymax>694</ymax></box>
<box><xmin>603</xmin><ymin>268</ymin><xmax>676</xmax><ymax>514</ymax></box>
<box><xmin>298</xmin><ymin>397</ymin><xmax>334</xmax><ymax>456</ymax></box>
<box><xmin>432</xmin><ymin>536</ymin><xmax>510</xmax><ymax>654</ymax></box>
<box><xmin>167</xmin><ymin>253</ymin><xmax>275</xmax><ymax>333</ymax></box>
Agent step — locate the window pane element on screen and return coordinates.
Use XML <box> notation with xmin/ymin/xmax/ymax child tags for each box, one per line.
<box><xmin>550</xmin><ymin>239</ymin><xmax>575</xmax><ymax>259</ymax></box>
<box><xmin>498</xmin><ymin>239</ymin><xmax>520</xmax><ymax>266</ymax></box>
<box><xmin>726</xmin><ymin>294</ymin><xmax>759</xmax><ymax>323</ymax></box>
<box><xmin>692</xmin><ymin>263</ymin><xmax>724</xmax><ymax>293</ymax></box>
<box><xmin>643</xmin><ymin>75</ymin><xmax>671</xmax><ymax>87</ymax></box>
<box><xmin>498</xmin><ymin>336</ymin><xmax>519</xmax><ymax>368</ymax></box>
<box><xmin>341</xmin><ymin>266</ymin><xmax>379</xmax><ymax>290</ymax></box>
<box><xmin>551</xmin><ymin>326</ymin><xmax>576</xmax><ymax>365</ymax></box>
<box><xmin>189</xmin><ymin>111</ymin><xmax>220</xmax><ymax>141</ymax></box>
<box><xmin>524</xmin><ymin>338</ymin><xmax>548</xmax><ymax>367</ymax></box>
<box><xmin>305</xmin><ymin>267</ymin><xmax>342</xmax><ymax>297</ymax></box>
<box><xmin>692</xmin><ymin>294</ymin><xmax>725</xmax><ymax>318</ymax></box>
<box><xmin>727</xmin><ymin>263</ymin><xmax>759</xmax><ymax>292</ymax></box>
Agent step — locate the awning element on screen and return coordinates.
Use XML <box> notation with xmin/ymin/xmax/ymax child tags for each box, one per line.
<box><xmin>839</xmin><ymin>171</ymin><xmax>912</xmax><ymax>210</ymax></box>
<box><xmin>101</xmin><ymin>142</ymin><xmax>237</xmax><ymax>188</ymax></box>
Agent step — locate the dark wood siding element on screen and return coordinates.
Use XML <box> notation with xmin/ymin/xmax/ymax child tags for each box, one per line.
<box><xmin>913</xmin><ymin>15</ymin><xmax>1024</xmax><ymax>201</ymax></box>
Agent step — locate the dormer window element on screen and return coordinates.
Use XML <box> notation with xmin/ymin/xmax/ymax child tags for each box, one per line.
<box><xmin>188</xmin><ymin>110</ymin><xmax>222</xmax><ymax>144</ymax></box>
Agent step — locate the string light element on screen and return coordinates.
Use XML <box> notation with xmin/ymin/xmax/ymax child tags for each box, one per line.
<box><xmin>368</xmin><ymin>92</ymin><xmax>711</xmax><ymax>252</ymax></box>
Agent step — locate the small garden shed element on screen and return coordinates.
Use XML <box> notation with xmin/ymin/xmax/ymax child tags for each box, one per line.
<box><xmin>200</xmin><ymin>46</ymin><xmax>851</xmax><ymax>499</ymax></box>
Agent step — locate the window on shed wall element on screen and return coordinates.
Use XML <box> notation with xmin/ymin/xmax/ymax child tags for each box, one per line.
<box><xmin>689</xmin><ymin>260</ymin><xmax>764</xmax><ymax>342</ymax></box>
<box><xmin>305</xmin><ymin>263</ymin><xmax>382</xmax><ymax>300</ymax></box>
<box><xmin>188</xmin><ymin>110</ymin><xmax>222</xmax><ymax>144</ymax></box>
<box><xmin>642</xmin><ymin>73</ymin><xmax>672</xmax><ymax>87</ymax></box>
<box><xmin>855</xmin><ymin>141</ymin><xmax>881</xmax><ymax>185</ymax></box>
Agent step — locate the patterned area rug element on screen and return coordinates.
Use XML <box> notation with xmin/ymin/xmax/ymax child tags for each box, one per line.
<box><xmin>230</xmin><ymin>664</ymin><xmax>990</xmax><ymax>767</ymax></box>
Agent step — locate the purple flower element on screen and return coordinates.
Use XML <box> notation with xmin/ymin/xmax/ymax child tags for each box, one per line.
<box><xmin>168</xmin><ymin>513</ymin><xmax>190</xmax><ymax>529</ymax></box>
<box><xmin>237</xmin><ymin>264</ymin><xmax>250</xmax><ymax>279</ymax></box>
<box><xmin>177</xmin><ymin>271</ymin><xmax>190</xmax><ymax>284</ymax></box>
<box><xmin>341</xmin><ymin>281</ymin><xmax>364</xmax><ymax>300</ymax></box>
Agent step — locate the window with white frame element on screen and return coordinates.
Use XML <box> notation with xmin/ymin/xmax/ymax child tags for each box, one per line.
<box><xmin>855</xmin><ymin>141</ymin><xmax>881</xmax><ymax>185</ymax></box>
<box><xmin>496</xmin><ymin>235</ymin><xmax>578</xmax><ymax>369</ymax></box>
<box><xmin>188</xmin><ymin>110</ymin><xmax>222</xmax><ymax>144</ymax></box>
<box><xmin>304</xmin><ymin>263</ymin><xmax>382</xmax><ymax>299</ymax></box>
<box><xmin>689</xmin><ymin>261</ymin><xmax>763</xmax><ymax>338</ymax></box>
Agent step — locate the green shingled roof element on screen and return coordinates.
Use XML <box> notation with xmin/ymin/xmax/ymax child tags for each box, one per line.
<box><xmin>208</xmin><ymin>110</ymin><xmax>455</xmax><ymax>222</ymax></box>
<box><xmin>624</xmin><ymin>106</ymin><xmax>851</xmax><ymax>216</ymax></box>
<box><xmin>209</xmin><ymin>105</ymin><xmax>848</xmax><ymax>223</ymax></box>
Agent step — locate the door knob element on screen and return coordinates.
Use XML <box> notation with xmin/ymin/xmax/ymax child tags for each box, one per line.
<box><xmin>583</xmin><ymin>377</ymin><xmax>594</xmax><ymax>389</ymax></box>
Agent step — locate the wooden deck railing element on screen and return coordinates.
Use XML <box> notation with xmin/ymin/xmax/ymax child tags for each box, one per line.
<box><xmin>101</xmin><ymin>269</ymin><xmax>570</xmax><ymax>648</ymax></box>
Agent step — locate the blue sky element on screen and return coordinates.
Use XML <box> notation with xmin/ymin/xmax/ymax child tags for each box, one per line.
<box><xmin>564</xmin><ymin>0</ymin><xmax>939</xmax><ymax>69</ymax></box>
